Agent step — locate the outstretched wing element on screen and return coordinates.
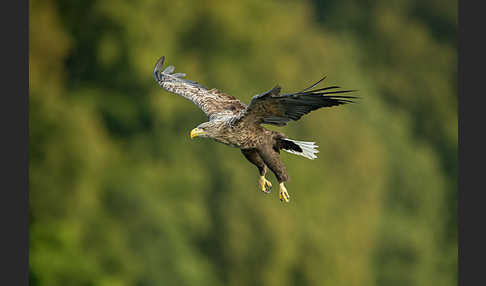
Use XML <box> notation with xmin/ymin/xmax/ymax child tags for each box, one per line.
<box><xmin>236</xmin><ymin>77</ymin><xmax>357</xmax><ymax>126</ymax></box>
<box><xmin>153</xmin><ymin>56</ymin><xmax>246</xmax><ymax>119</ymax></box>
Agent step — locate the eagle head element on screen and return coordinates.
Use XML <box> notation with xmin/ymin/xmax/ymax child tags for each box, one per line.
<box><xmin>190</xmin><ymin>121</ymin><xmax>219</xmax><ymax>139</ymax></box>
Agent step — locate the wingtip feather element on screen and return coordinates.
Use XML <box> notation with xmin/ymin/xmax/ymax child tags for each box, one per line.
<box><xmin>153</xmin><ymin>56</ymin><xmax>165</xmax><ymax>81</ymax></box>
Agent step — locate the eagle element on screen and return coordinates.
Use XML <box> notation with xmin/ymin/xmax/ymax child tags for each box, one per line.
<box><xmin>153</xmin><ymin>56</ymin><xmax>356</xmax><ymax>202</ymax></box>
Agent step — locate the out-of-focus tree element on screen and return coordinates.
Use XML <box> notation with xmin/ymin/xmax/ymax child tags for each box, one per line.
<box><xmin>30</xmin><ymin>0</ymin><xmax>456</xmax><ymax>285</ymax></box>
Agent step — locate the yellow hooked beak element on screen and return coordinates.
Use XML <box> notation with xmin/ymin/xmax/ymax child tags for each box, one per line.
<box><xmin>190</xmin><ymin>128</ymin><xmax>207</xmax><ymax>139</ymax></box>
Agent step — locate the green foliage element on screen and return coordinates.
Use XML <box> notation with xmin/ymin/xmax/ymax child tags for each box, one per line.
<box><xmin>30</xmin><ymin>0</ymin><xmax>457</xmax><ymax>285</ymax></box>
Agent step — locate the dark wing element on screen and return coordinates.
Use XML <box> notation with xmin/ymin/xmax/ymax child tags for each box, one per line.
<box><xmin>235</xmin><ymin>76</ymin><xmax>357</xmax><ymax>126</ymax></box>
<box><xmin>153</xmin><ymin>56</ymin><xmax>246</xmax><ymax>119</ymax></box>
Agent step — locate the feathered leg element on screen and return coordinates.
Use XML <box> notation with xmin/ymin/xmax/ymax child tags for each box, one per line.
<box><xmin>241</xmin><ymin>149</ymin><xmax>272</xmax><ymax>193</ymax></box>
<box><xmin>256</xmin><ymin>147</ymin><xmax>290</xmax><ymax>203</ymax></box>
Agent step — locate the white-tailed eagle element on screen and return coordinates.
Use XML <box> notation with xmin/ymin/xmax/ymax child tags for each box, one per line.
<box><xmin>153</xmin><ymin>56</ymin><xmax>357</xmax><ymax>202</ymax></box>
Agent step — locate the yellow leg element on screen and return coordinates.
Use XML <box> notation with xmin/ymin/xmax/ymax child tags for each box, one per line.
<box><xmin>259</xmin><ymin>176</ymin><xmax>272</xmax><ymax>193</ymax></box>
<box><xmin>279</xmin><ymin>182</ymin><xmax>290</xmax><ymax>203</ymax></box>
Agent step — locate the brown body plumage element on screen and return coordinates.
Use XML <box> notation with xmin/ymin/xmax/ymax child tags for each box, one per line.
<box><xmin>153</xmin><ymin>56</ymin><xmax>357</xmax><ymax>202</ymax></box>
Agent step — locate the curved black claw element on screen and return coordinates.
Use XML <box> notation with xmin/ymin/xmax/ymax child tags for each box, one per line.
<box><xmin>263</xmin><ymin>182</ymin><xmax>272</xmax><ymax>194</ymax></box>
<box><xmin>265</xmin><ymin>184</ymin><xmax>272</xmax><ymax>194</ymax></box>
<box><xmin>153</xmin><ymin>56</ymin><xmax>165</xmax><ymax>82</ymax></box>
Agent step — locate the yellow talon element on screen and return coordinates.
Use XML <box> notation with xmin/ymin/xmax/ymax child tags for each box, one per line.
<box><xmin>260</xmin><ymin>176</ymin><xmax>272</xmax><ymax>193</ymax></box>
<box><xmin>279</xmin><ymin>182</ymin><xmax>290</xmax><ymax>203</ymax></box>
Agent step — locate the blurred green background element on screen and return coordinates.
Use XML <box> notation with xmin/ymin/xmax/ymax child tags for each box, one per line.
<box><xmin>29</xmin><ymin>0</ymin><xmax>457</xmax><ymax>285</ymax></box>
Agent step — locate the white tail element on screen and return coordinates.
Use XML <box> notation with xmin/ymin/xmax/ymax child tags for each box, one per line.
<box><xmin>281</xmin><ymin>139</ymin><xmax>319</xmax><ymax>160</ymax></box>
